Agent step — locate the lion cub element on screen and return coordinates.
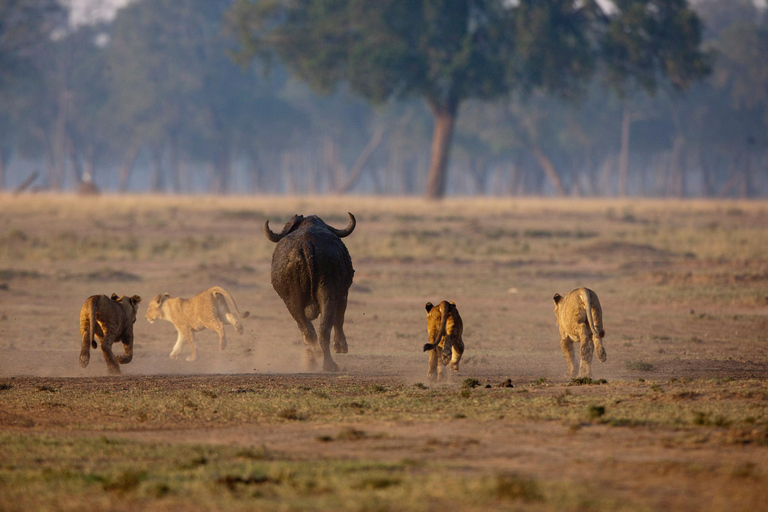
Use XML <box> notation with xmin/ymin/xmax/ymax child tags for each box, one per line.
<box><xmin>145</xmin><ymin>286</ymin><xmax>249</xmax><ymax>362</ymax></box>
<box><xmin>422</xmin><ymin>301</ymin><xmax>464</xmax><ymax>381</ymax></box>
<box><xmin>79</xmin><ymin>293</ymin><xmax>141</xmax><ymax>375</ymax></box>
<box><xmin>553</xmin><ymin>287</ymin><xmax>606</xmax><ymax>379</ymax></box>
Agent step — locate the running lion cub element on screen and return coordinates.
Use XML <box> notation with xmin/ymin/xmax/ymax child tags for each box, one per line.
<box><xmin>79</xmin><ymin>293</ymin><xmax>141</xmax><ymax>375</ymax></box>
<box><xmin>145</xmin><ymin>286</ymin><xmax>249</xmax><ymax>362</ymax></box>
<box><xmin>553</xmin><ymin>287</ymin><xmax>606</xmax><ymax>379</ymax></box>
<box><xmin>422</xmin><ymin>300</ymin><xmax>464</xmax><ymax>381</ymax></box>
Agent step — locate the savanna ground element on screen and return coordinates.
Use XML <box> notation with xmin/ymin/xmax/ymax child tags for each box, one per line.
<box><xmin>1</xmin><ymin>194</ymin><xmax>767</xmax><ymax>511</ymax></box>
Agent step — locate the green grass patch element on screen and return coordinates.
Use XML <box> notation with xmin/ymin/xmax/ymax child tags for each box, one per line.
<box><xmin>0</xmin><ymin>433</ymin><xmax>604</xmax><ymax>512</ymax></box>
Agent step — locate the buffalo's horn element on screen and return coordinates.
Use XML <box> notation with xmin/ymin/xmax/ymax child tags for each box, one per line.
<box><xmin>328</xmin><ymin>212</ymin><xmax>356</xmax><ymax>238</ymax></box>
<box><xmin>264</xmin><ymin>215</ymin><xmax>302</xmax><ymax>243</ymax></box>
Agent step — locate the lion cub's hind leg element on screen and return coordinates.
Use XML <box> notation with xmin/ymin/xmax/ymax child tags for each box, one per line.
<box><xmin>211</xmin><ymin>319</ymin><xmax>228</xmax><ymax>351</ymax></box>
<box><xmin>100</xmin><ymin>332</ymin><xmax>122</xmax><ymax>375</ymax></box>
<box><xmin>217</xmin><ymin>296</ymin><xmax>243</xmax><ymax>337</ymax></box>
<box><xmin>79</xmin><ymin>326</ymin><xmax>91</xmax><ymax>368</ymax></box>
<box><xmin>116</xmin><ymin>331</ymin><xmax>133</xmax><ymax>364</ymax></box>
<box><xmin>225</xmin><ymin>313</ymin><xmax>243</xmax><ymax>335</ymax></box>
<box><xmin>449</xmin><ymin>337</ymin><xmax>464</xmax><ymax>373</ymax></box>
<box><xmin>577</xmin><ymin>323</ymin><xmax>594</xmax><ymax>378</ymax></box>
<box><xmin>560</xmin><ymin>336</ymin><xmax>577</xmax><ymax>378</ymax></box>
<box><xmin>595</xmin><ymin>337</ymin><xmax>607</xmax><ymax>363</ymax></box>
<box><xmin>184</xmin><ymin>328</ymin><xmax>198</xmax><ymax>362</ymax></box>
<box><xmin>427</xmin><ymin>347</ymin><xmax>439</xmax><ymax>381</ymax></box>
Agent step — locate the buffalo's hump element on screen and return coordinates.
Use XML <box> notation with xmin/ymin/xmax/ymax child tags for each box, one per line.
<box><xmin>270</xmin><ymin>219</ymin><xmax>354</xmax><ymax>304</ymax></box>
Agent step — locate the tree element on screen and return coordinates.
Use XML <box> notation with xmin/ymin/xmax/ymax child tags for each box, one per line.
<box><xmin>601</xmin><ymin>0</ymin><xmax>710</xmax><ymax>196</ymax></box>
<box><xmin>0</xmin><ymin>0</ymin><xmax>65</xmax><ymax>189</ymax></box>
<box><xmin>229</xmin><ymin>0</ymin><xmax>597</xmax><ymax>199</ymax></box>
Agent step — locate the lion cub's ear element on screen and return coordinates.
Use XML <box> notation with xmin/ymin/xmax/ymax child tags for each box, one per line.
<box><xmin>425</xmin><ymin>302</ymin><xmax>434</xmax><ymax>313</ymax></box>
<box><xmin>111</xmin><ymin>293</ymin><xmax>119</xmax><ymax>301</ymax></box>
<box><xmin>553</xmin><ymin>293</ymin><xmax>563</xmax><ymax>305</ymax></box>
<box><xmin>130</xmin><ymin>295</ymin><xmax>141</xmax><ymax>305</ymax></box>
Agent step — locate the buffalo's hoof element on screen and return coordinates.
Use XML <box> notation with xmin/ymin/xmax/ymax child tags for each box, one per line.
<box><xmin>323</xmin><ymin>360</ymin><xmax>340</xmax><ymax>372</ymax></box>
<box><xmin>427</xmin><ymin>372</ymin><xmax>437</xmax><ymax>381</ymax></box>
<box><xmin>332</xmin><ymin>342</ymin><xmax>348</xmax><ymax>354</ymax></box>
<box><xmin>117</xmin><ymin>355</ymin><xmax>132</xmax><ymax>364</ymax></box>
<box><xmin>79</xmin><ymin>356</ymin><xmax>89</xmax><ymax>368</ymax></box>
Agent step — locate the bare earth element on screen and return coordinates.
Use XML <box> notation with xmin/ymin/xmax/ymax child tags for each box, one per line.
<box><xmin>0</xmin><ymin>195</ymin><xmax>767</xmax><ymax>511</ymax></box>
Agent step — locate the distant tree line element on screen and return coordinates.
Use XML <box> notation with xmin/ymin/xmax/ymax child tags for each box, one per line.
<box><xmin>0</xmin><ymin>0</ymin><xmax>766</xmax><ymax>198</ymax></box>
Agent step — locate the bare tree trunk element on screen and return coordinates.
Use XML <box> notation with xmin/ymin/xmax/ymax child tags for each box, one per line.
<box><xmin>45</xmin><ymin>146</ymin><xmax>59</xmax><ymax>190</ymax></box>
<box><xmin>618</xmin><ymin>103</ymin><xmax>631</xmax><ymax>197</ymax></box>
<box><xmin>83</xmin><ymin>144</ymin><xmax>95</xmax><ymax>182</ymax></box>
<box><xmin>667</xmin><ymin>134</ymin><xmax>685</xmax><ymax>197</ymax></box>
<box><xmin>425</xmin><ymin>103</ymin><xmax>457</xmax><ymax>200</ymax></box>
<box><xmin>507</xmin><ymin>164</ymin><xmax>518</xmax><ymax>195</ymax></box>
<box><xmin>468</xmin><ymin>157</ymin><xmax>490</xmax><ymax>195</ymax></box>
<box><xmin>532</xmin><ymin>146</ymin><xmax>567</xmax><ymax>197</ymax></box>
<box><xmin>14</xmin><ymin>171</ymin><xmax>39</xmax><ymax>196</ymax></box>
<box><xmin>118</xmin><ymin>145</ymin><xmax>140</xmax><ymax>193</ymax></box>
<box><xmin>211</xmin><ymin>146</ymin><xmax>232</xmax><ymax>194</ymax></box>
<box><xmin>0</xmin><ymin>147</ymin><xmax>6</xmax><ymax>190</ymax></box>
<box><xmin>169</xmin><ymin>139</ymin><xmax>180</xmax><ymax>193</ymax></box>
<box><xmin>336</xmin><ymin>126</ymin><xmax>385</xmax><ymax>194</ymax></box>
<box><xmin>150</xmin><ymin>148</ymin><xmax>164</xmax><ymax>192</ymax></box>
<box><xmin>246</xmin><ymin>149</ymin><xmax>261</xmax><ymax>193</ymax></box>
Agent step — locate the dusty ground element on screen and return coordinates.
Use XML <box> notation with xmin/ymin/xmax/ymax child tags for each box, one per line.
<box><xmin>0</xmin><ymin>194</ymin><xmax>767</xmax><ymax>511</ymax></box>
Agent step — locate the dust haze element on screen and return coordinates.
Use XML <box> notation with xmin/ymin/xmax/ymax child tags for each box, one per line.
<box><xmin>2</xmin><ymin>194</ymin><xmax>766</xmax><ymax>385</ymax></box>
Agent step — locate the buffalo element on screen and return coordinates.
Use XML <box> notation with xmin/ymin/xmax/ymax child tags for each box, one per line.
<box><xmin>264</xmin><ymin>213</ymin><xmax>356</xmax><ymax>371</ymax></box>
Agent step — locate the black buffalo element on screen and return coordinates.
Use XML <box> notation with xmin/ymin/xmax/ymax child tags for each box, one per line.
<box><xmin>264</xmin><ymin>213</ymin><xmax>356</xmax><ymax>371</ymax></box>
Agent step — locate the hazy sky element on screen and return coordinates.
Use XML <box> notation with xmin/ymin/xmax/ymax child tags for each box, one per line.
<box><xmin>64</xmin><ymin>0</ymin><xmax>768</xmax><ymax>27</ymax></box>
<box><xmin>64</xmin><ymin>0</ymin><xmax>133</xmax><ymax>27</ymax></box>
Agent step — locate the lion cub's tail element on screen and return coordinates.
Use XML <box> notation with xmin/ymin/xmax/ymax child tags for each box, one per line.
<box><xmin>89</xmin><ymin>298</ymin><xmax>97</xmax><ymax>349</ymax></box>
<box><xmin>213</xmin><ymin>286</ymin><xmax>249</xmax><ymax>319</ymax></box>
<box><xmin>423</xmin><ymin>301</ymin><xmax>451</xmax><ymax>352</ymax></box>
<box><xmin>580</xmin><ymin>288</ymin><xmax>605</xmax><ymax>339</ymax></box>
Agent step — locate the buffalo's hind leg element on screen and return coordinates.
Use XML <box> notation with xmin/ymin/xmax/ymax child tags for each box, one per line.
<box><xmin>287</xmin><ymin>304</ymin><xmax>320</xmax><ymax>370</ymax></box>
<box><xmin>332</xmin><ymin>293</ymin><xmax>349</xmax><ymax>354</ymax></box>
<box><xmin>317</xmin><ymin>294</ymin><xmax>339</xmax><ymax>372</ymax></box>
